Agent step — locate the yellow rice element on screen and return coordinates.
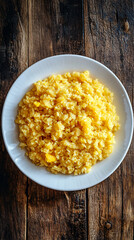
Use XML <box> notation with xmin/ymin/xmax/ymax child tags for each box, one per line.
<box><xmin>15</xmin><ymin>71</ymin><xmax>120</xmax><ymax>175</ymax></box>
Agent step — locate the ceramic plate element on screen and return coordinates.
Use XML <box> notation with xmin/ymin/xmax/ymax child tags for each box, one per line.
<box><xmin>2</xmin><ymin>55</ymin><xmax>133</xmax><ymax>191</ymax></box>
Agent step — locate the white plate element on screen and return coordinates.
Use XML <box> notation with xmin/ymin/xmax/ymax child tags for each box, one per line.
<box><xmin>2</xmin><ymin>55</ymin><xmax>133</xmax><ymax>191</ymax></box>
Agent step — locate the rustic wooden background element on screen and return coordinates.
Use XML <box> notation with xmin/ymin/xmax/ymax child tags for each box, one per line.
<box><xmin>0</xmin><ymin>0</ymin><xmax>133</xmax><ymax>239</ymax></box>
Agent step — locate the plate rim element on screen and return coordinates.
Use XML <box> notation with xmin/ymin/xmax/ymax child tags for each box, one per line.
<box><xmin>2</xmin><ymin>54</ymin><xmax>134</xmax><ymax>191</ymax></box>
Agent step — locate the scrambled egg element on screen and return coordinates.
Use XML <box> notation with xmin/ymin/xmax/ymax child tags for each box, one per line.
<box><xmin>15</xmin><ymin>71</ymin><xmax>120</xmax><ymax>175</ymax></box>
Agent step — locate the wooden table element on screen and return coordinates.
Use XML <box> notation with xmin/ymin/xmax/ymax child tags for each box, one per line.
<box><xmin>0</xmin><ymin>1</ymin><xmax>133</xmax><ymax>239</ymax></box>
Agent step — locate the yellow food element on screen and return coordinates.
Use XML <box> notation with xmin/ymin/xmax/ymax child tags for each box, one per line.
<box><xmin>15</xmin><ymin>71</ymin><xmax>120</xmax><ymax>175</ymax></box>
<box><xmin>45</xmin><ymin>153</ymin><xmax>56</xmax><ymax>163</ymax></box>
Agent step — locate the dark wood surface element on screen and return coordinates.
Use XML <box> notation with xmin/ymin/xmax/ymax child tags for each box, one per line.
<box><xmin>0</xmin><ymin>0</ymin><xmax>133</xmax><ymax>239</ymax></box>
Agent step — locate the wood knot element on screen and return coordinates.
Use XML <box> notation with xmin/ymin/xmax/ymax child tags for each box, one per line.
<box><xmin>124</xmin><ymin>20</ymin><xmax>129</xmax><ymax>32</ymax></box>
<box><xmin>105</xmin><ymin>221</ymin><xmax>112</xmax><ymax>230</ymax></box>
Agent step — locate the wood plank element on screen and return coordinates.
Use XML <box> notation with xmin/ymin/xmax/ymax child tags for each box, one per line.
<box><xmin>84</xmin><ymin>0</ymin><xmax>134</xmax><ymax>239</ymax></box>
<box><xmin>1</xmin><ymin>1</ymin><xmax>133</xmax><ymax>239</ymax></box>
<box><xmin>0</xmin><ymin>0</ymin><xmax>28</xmax><ymax>239</ymax></box>
<box><xmin>27</xmin><ymin>1</ymin><xmax>87</xmax><ymax>240</ymax></box>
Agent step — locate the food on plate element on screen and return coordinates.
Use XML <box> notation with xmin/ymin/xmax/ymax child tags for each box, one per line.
<box><xmin>15</xmin><ymin>71</ymin><xmax>120</xmax><ymax>175</ymax></box>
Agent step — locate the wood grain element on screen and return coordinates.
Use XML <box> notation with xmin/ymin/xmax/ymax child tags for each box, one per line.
<box><xmin>0</xmin><ymin>0</ymin><xmax>133</xmax><ymax>239</ymax></box>
<box><xmin>84</xmin><ymin>0</ymin><xmax>134</xmax><ymax>239</ymax></box>
<box><xmin>27</xmin><ymin>1</ymin><xmax>87</xmax><ymax>240</ymax></box>
<box><xmin>0</xmin><ymin>0</ymin><xmax>28</xmax><ymax>239</ymax></box>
